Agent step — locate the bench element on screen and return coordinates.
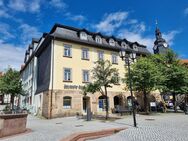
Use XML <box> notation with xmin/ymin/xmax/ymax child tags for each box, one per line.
<box><xmin>114</xmin><ymin>106</ymin><xmax>132</xmax><ymax>116</ymax></box>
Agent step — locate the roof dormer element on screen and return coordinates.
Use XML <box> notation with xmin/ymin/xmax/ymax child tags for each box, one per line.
<box><xmin>121</xmin><ymin>41</ymin><xmax>128</xmax><ymax>48</ymax></box>
<box><xmin>95</xmin><ymin>35</ymin><xmax>102</xmax><ymax>44</ymax></box>
<box><xmin>108</xmin><ymin>37</ymin><xmax>115</xmax><ymax>46</ymax></box>
<box><xmin>79</xmin><ymin>29</ymin><xmax>89</xmax><ymax>40</ymax></box>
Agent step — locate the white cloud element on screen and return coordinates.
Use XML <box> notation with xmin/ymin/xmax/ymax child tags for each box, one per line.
<box><xmin>163</xmin><ymin>30</ymin><xmax>180</xmax><ymax>45</ymax></box>
<box><xmin>70</xmin><ymin>15</ymin><xmax>86</xmax><ymax>22</ymax></box>
<box><xmin>118</xmin><ymin>29</ymin><xmax>154</xmax><ymax>52</ymax></box>
<box><xmin>184</xmin><ymin>7</ymin><xmax>188</xmax><ymax>16</ymax></box>
<box><xmin>0</xmin><ymin>23</ymin><xmax>15</xmax><ymax>40</ymax></box>
<box><xmin>19</xmin><ymin>23</ymin><xmax>41</xmax><ymax>45</ymax></box>
<box><xmin>65</xmin><ymin>13</ymin><xmax>86</xmax><ymax>24</ymax></box>
<box><xmin>95</xmin><ymin>11</ymin><xmax>129</xmax><ymax>34</ymax></box>
<box><xmin>50</xmin><ymin>0</ymin><xmax>67</xmax><ymax>9</ymax></box>
<box><xmin>118</xmin><ymin>29</ymin><xmax>180</xmax><ymax>53</ymax></box>
<box><xmin>8</xmin><ymin>0</ymin><xmax>41</xmax><ymax>13</ymax></box>
<box><xmin>0</xmin><ymin>40</ymin><xmax>25</xmax><ymax>71</ymax></box>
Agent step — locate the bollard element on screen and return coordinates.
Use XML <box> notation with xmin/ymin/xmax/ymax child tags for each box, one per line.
<box><xmin>86</xmin><ymin>107</ymin><xmax>92</xmax><ymax>121</ymax></box>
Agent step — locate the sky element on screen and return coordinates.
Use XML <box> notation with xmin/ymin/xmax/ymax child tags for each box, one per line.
<box><xmin>0</xmin><ymin>0</ymin><xmax>188</xmax><ymax>71</ymax></box>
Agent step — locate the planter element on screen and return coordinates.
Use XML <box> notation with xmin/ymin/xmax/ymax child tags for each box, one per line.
<box><xmin>0</xmin><ymin>113</ymin><xmax>28</xmax><ymax>138</ymax></box>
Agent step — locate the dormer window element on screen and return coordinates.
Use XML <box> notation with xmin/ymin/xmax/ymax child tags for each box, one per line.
<box><xmin>80</xmin><ymin>32</ymin><xmax>87</xmax><ymax>40</ymax></box>
<box><xmin>109</xmin><ymin>38</ymin><xmax>115</xmax><ymax>46</ymax></box>
<box><xmin>95</xmin><ymin>36</ymin><xmax>102</xmax><ymax>44</ymax></box>
<box><xmin>133</xmin><ymin>44</ymin><xmax>138</xmax><ymax>51</ymax></box>
<box><xmin>121</xmin><ymin>42</ymin><xmax>128</xmax><ymax>48</ymax></box>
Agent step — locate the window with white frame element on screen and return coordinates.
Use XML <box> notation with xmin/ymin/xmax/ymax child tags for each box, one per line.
<box><xmin>95</xmin><ymin>36</ymin><xmax>102</xmax><ymax>44</ymax></box>
<box><xmin>133</xmin><ymin>44</ymin><xmax>138</xmax><ymax>51</ymax></box>
<box><xmin>80</xmin><ymin>32</ymin><xmax>88</xmax><ymax>40</ymax></box>
<box><xmin>82</xmin><ymin>48</ymin><xmax>89</xmax><ymax>60</ymax></box>
<box><xmin>64</xmin><ymin>68</ymin><xmax>71</xmax><ymax>81</ymax></box>
<box><xmin>121</xmin><ymin>42</ymin><xmax>128</xmax><ymax>48</ymax></box>
<box><xmin>98</xmin><ymin>51</ymin><xmax>104</xmax><ymax>60</ymax></box>
<box><xmin>63</xmin><ymin>96</ymin><xmax>72</xmax><ymax>109</ymax></box>
<box><xmin>109</xmin><ymin>38</ymin><xmax>115</xmax><ymax>46</ymax></box>
<box><xmin>83</xmin><ymin>70</ymin><xmax>89</xmax><ymax>82</ymax></box>
<box><xmin>112</xmin><ymin>53</ymin><xmax>118</xmax><ymax>64</ymax></box>
<box><xmin>64</xmin><ymin>44</ymin><xmax>72</xmax><ymax>57</ymax></box>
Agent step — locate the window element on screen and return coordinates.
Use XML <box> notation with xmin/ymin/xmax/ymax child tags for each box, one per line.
<box><xmin>133</xmin><ymin>45</ymin><xmax>138</xmax><ymax>51</ymax></box>
<box><xmin>109</xmin><ymin>38</ymin><xmax>115</xmax><ymax>46</ymax></box>
<box><xmin>80</xmin><ymin>32</ymin><xmax>87</xmax><ymax>40</ymax></box>
<box><xmin>83</xmin><ymin>70</ymin><xmax>89</xmax><ymax>82</ymax></box>
<box><xmin>64</xmin><ymin>44</ymin><xmax>72</xmax><ymax>57</ymax></box>
<box><xmin>98</xmin><ymin>51</ymin><xmax>104</xmax><ymax>60</ymax></box>
<box><xmin>82</xmin><ymin>48</ymin><xmax>89</xmax><ymax>60</ymax></box>
<box><xmin>64</xmin><ymin>68</ymin><xmax>72</xmax><ymax>81</ymax></box>
<box><xmin>112</xmin><ymin>53</ymin><xmax>118</xmax><ymax>64</ymax></box>
<box><xmin>98</xmin><ymin>96</ymin><xmax>109</xmax><ymax>111</ymax></box>
<box><xmin>95</xmin><ymin>36</ymin><xmax>102</xmax><ymax>44</ymax></box>
<box><xmin>63</xmin><ymin>96</ymin><xmax>72</xmax><ymax>109</ymax></box>
<box><xmin>121</xmin><ymin>42</ymin><xmax>128</xmax><ymax>48</ymax></box>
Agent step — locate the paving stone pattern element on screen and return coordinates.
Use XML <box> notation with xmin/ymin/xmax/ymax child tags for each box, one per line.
<box><xmin>92</xmin><ymin>113</ymin><xmax>188</xmax><ymax>141</ymax></box>
<box><xmin>1</xmin><ymin>113</ymin><xmax>188</xmax><ymax>141</ymax></box>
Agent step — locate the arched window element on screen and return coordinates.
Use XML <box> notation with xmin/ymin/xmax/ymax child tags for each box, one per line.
<box><xmin>63</xmin><ymin>96</ymin><xmax>72</xmax><ymax>109</ymax></box>
<box><xmin>95</xmin><ymin>36</ymin><xmax>102</xmax><ymax>44</ymax></box>
<box><xmin>80</xmin><ymin>32</ymin><xmax>88</xmax><ymax>40</ymax></box>
<box><xmin>109</xmin><ymin>38</ymin><xmax>115</xmax><ymax>46</ymax></box>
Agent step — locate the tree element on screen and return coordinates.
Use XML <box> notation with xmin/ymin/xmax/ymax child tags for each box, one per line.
<box><xmin>0</xmin><ymin>68</ymin><xmax>24</xmax><ymax>110</ymax></box>
<box><xmin>152</xmin><ymin>50</ymin><xmax>188</xmax><ymax>112</ymax></box>
<box><xmin>83</xmin><ymin>60</ymin><xmax>119</xmax><ymax>119</ymax></box>
<box><xmin>125</xmin><ymin>57</ymin><xmax>163</xmax><ymax>113</ymax></box>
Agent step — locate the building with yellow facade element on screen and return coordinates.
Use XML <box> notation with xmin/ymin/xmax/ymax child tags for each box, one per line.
<box><xmin>21</xmin><ymin>24</ymin><xmax>150</xmax><ymax>118</ymax></box>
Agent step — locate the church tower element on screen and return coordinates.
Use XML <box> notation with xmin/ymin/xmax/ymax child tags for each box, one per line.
<box><xmin>153</xmin><ymin>22</ymin><xmax>169</xmax><ymax>54</ymax></box>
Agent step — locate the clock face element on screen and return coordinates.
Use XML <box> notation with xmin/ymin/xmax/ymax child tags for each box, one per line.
<box><xmin>163</xmin><ymin>43</ymin><xmax>168</xmax><ymax>48</ymax></box>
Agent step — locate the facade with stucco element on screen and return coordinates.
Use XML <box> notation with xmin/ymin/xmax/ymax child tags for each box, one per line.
<box><xmin>21</xmin><ymin>24</ymin><xmax>151</xmax><ymax>118</ymax></box>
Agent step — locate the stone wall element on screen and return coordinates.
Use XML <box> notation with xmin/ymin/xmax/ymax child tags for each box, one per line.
<box><xmin>0</xmin><ymin>113</ymin><xmax>28</xmax><ymax>137</ymax></box>
<box><xmin>41</xmin><ymin>89</ymin><xmax>130</xmax><ymax>118</ymax></box>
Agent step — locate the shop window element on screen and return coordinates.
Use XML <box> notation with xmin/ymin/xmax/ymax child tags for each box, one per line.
<box><xmin>98</xmin><ymin>96</ymin><xmax>109</xmax><ymax>111</ymax></box>
<box><xmin>63</xmin><ymin>96</ymin><xmax>72</xmax><ymax>109</ymax></box>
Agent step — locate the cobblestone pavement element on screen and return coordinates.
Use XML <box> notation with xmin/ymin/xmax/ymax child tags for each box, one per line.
<box><xmin>0</xmin><ymin>115</ymin><xmax>125</xmax><ymax>141</ymax></box>
<box><xmin>92</xmin><ymin>113</ymin><xmax>188</xmax><ymax>141</ymax></box>
<box><xmin>1</xmin><ymin>113</ymin><xmax>188</xmax><ymax>141</ymax></box>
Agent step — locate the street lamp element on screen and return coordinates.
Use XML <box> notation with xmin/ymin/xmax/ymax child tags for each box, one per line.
<box><xmin>119</xmin><ymin>49</ymin><xmax>137</xmax><ymax>127</ymax></box>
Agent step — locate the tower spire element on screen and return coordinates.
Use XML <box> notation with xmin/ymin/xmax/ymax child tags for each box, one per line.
<box><xmin>155</xmin><ymin>19</ymin><xmax>158</xmax><ymax>29</ymax></box>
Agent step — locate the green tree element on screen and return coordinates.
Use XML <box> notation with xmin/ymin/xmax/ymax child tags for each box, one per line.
<box><xmin>83</xmin><ymin>60</ymin><xmax>119</xmax><ymax>119</ymax></box>
<box><xmin>0</xmin><ymin>68</ymin><xmax>24</xmax><ymax>110</ymax></box>
<box><xmin>125</xmin><ymin>57</ymin><xmax>163</xmax><ymax>113</ymax></box>
<box><xmin>152</xmin><ymin>50</ymin><xmax>188</xmax><ymax>112</ymax></box>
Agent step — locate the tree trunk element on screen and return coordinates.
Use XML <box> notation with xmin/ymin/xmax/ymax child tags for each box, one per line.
<box><xmin>104</xmin><ymin>86</ymin><xmax>108</xmax><ymax>120</ymax></box>
<box><xmin>172</xmin><ymin>93</ymin><xmax>177</xmax><ymax>112</ymax></box>
<box><xmin>143</xmin><ymin>91</ymin><xmax>149</xmax><ymax>114</ymax></box>
<box><xmin>10</xmin><ymin>94</ymin><xmax>15</xmax><ymax>110</ymax></box>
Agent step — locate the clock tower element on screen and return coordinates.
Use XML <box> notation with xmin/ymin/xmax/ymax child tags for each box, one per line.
<box><xmin>153</xmin><ymin>25</ymin><xmax>169</xmax><ymax>54</ymax></box>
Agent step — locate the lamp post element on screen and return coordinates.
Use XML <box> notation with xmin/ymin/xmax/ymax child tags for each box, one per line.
<box><xmin>119</xmin><ymin>49</ymin><xmax>137</xmax><ymax>127</ymax></box>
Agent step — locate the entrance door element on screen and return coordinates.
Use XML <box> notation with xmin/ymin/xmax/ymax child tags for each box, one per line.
<box><xmin>83</xmin><ymin>96</ymin><xmax>90</xmax><ymax>113</ymax></box>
